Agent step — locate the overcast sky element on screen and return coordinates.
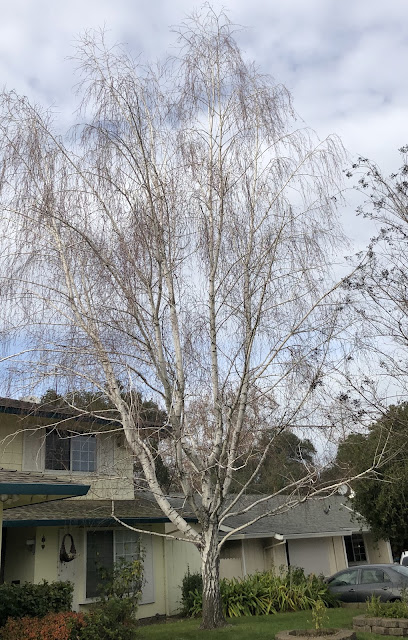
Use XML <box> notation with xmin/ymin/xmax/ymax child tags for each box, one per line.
<box><xmin>1</xmin><ymin>0</ymin><xmax>407</xmax><ymax>251</ymax></box>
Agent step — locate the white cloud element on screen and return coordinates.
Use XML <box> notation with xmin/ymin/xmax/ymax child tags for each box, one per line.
<box><xmin>0</xmin><ymin>0</ymin><xmax>407</xmax><ymax>243</ymax></box>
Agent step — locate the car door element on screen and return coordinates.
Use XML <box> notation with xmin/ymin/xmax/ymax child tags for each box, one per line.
<box><xmin>328</xmin><ymin>568</ymin><xmax>360</xmax><ymax>602</ymax></box>
<box><xmin>358</xmin><ymin>568</ymin><xmax>394</xmax><ymax>602</ymax></box>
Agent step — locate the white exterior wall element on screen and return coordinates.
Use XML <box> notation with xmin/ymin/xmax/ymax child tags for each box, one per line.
<box><xmin>0</xmin><ymin>414</ymin><xmax>25</xmax><ymax>470</ymax></box>
<box><xmin>266</xmin><ymin>540</ymin><xmax>288</xmax><ymax>573</ymax></box>
<box><xmin>0</xmin><ymin>417</ymin><xmax>135</xmax><ymax>500</ymax></box>
<box><xmin>164</xmin><ymin>536</ymin><xmax>201</xmax><ymax>615</ymax></box>
<box><xmin>330</xmin><ymin>536</ymin><xmax>348</xmax><ymax>573</ymax></box>
<box><xmin>220</xmin><ymin>539</ymin><xmax>242</xmax><ymax>579</ymax></box>
<box><xmin>364</xmin><ymin>533</ymin><xmax>393</xmax><ymax>564</ymax></box>
<box><xmin>4</xmin><ymin>522</ymin><xmax>198</xmax><ymax>618</ymax></box>
<box><xmin>287</xmin><ymin>537</ymin><xmax>332</xmax><ymax>577</ymax></box>
<box><xmin>3</xmin><ymin>526</ymin><xmax>37</xmax><ymax>584</ymax></box>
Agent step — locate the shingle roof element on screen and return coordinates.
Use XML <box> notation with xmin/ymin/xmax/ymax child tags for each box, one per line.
<box><xmin>0</xmin><ymin>397</ymin><xmax>163</xmax><ymax>430</ymax></box>
<box><xmin>0</xmin><ymin>396</ymin><xmax>114</xmax><ymax>425</ymax></box>
<box><xmin>3</xmin><ymin>491</ymin><xmax>366</xmax><ymax>538</ymax></box>
<box><xmin>221</xmin><ymin>495</ymin><xmax>366</xmax><ymax>538</ymax></box>
<box><xmin>0</xmin><ymin>468</ymin><xmax>90</xmax><ymax>494</ymax></box>
<box><xmin>3</xmin><ymin>492</ymin><xmax>195</xmax><ymax>527</ymax></box>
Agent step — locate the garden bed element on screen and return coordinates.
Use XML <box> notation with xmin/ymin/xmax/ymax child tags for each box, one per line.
<box><xmin>354</xmin><ymin>614</ymin><xmax>408</xmax><ymax>636</ymax></box>
<box><xmin>276</xmin><ymin>629</ymin><xmax>356</xmax><ymax>640</ymax></box>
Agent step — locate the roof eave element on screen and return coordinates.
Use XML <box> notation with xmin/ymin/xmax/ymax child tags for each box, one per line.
<box><xmin>0</xmin><ymin>482</ymin><xmax>90</xmax><ymax>496</ymax></box>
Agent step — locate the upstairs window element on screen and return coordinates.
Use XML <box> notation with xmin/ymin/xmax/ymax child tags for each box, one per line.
<box><xmin>45</xmin><ymin>429</ymin><xmax>96</xmax><ymax>472</ymax></box>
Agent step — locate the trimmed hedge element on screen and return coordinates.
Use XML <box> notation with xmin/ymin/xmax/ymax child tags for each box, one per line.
<box><xmin>0</xmin><ymin>581</ymin><xmax>73</xmax><ymax>627</ymax></box>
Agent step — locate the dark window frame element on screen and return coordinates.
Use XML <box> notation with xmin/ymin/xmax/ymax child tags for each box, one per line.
<box><xmin>344</xmin><ymin>533</ymin><xmax>367</xmax><ymax>565</ymax></box>
<box><xmin>45</xmin><ymin>428</ymin><xmax>96</xmax><ymax>472</ymax></box>
<box><xmin>85</xmin><ymin>529</ymin><xmax>144</xmax><ymax>599</ymax></box>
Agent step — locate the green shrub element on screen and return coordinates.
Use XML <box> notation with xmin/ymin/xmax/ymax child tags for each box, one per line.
<box><xmin>311</xmin><ymin>598</ymin><xmax>329</xmax><ymax>630</ymax></box>
<box><xmin>78</xmin><ymin>558</ymin><xmax>142</xmax><ymax>640</ymax></box>
<box><xmin>180</xmin><ymin>569</ymin><xmax>203</xmax><ymax>616</ymax></box>
<box><xmin>97</xmin><ymin>558</ymin><xmax>143</xmax><ymax>601</ymax></box>
<box><xmin>366</xmin><ymin>595</ymin><xmax>408</xmax><ymax>619</ymax></box>
<box><xmin>0</xmin><ymin>559</ymin><xmax>142</xmax><ymax>639</ymax></box>
<box><xmin>80</xmin><ymin>599</ymin><xmax>137</xmax><ymax>640</ymax></box>
<box><xmin>181</xmin><ymin>568</ymin><xmax>339</xmax><ymax>618</ymax></box>
<box><xmin>0</xmin><ymin>581</ymin><xmax>73</xmax><ymax>627</ymax></box>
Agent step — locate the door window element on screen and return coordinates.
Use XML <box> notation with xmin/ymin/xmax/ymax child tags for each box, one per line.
<box><xmin>329</xmin><ymin>569</ymin><xmax>358</xmax><ymax>586</ymax></box>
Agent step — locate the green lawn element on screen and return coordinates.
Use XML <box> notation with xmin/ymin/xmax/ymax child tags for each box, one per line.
<box><xmin>138</xmin><ymin>607</ymin><xmax>396</xmax><ymax>640</ymax></box>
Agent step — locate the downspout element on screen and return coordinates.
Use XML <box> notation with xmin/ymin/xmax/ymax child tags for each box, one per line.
<box><xmin>241</xmin><ymin>539</ymin><xmax>247</xmax><ymax>577</ymax></box>
<box><xmin>162</xmin><ymin>536</ymin><xmax>169</xmax><ymax>616</ymax></box>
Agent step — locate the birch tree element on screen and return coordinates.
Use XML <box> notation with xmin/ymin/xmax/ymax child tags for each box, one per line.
<box><xmin>343</xmin><ymin>147</ymin><xmax>408</xmax><ymax>408</ymax></box>
<box><xmin>0</xmin><ymin>9</ymin><xmax>356</xmax><ymax>628</ymax></box>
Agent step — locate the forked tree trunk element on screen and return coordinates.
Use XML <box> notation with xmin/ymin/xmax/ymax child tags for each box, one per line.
<box><xmin>200</xmin><ymin>528</ymin><xmax>225</xmax><ymax>629</ymax></box>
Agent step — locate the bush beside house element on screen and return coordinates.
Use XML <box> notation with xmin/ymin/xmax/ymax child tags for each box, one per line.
<box><xmin>0</xmin><ymin>560</ymin><xmax>142</xmax><ymax>640</ymax></box>
<box><xmin>182</xmin><ymin>569</ymin><xmax>338</xmax><ymax>618</ymax></box>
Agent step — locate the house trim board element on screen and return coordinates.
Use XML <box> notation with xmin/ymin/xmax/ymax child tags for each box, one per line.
<box><xmin>4</xmin><ymin>516</ymin><xmax>197</xmax><ymax>527</ymax></box>
<box><xmin>0</xmin><ymin>482</ymin><xmax>90</xmax><ymax>496</ymax></box>
<box><xmin>223</xmin><ymin>529</ymin><xmax>367</xmax><ymax>542</ymax></box>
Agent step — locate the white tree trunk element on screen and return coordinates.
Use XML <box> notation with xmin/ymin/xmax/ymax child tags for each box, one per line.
<box><xmin>200</xmin><ymin>526</ymin><xmax>225</xmax><ymax>629</ymax></box>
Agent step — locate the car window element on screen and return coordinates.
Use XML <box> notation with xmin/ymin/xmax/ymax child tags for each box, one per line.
<box><xmin>361</xmin><ymin>569</ymin><xmax>389</xmax><ymax>584</ymax></box>
<box><xmin>393</xmin><ymin>566</ymin><xmax>408</xmax><ymax>578</ymax></box>
<box><xmin>329</xmin><ymin>569</ymin><xmax>358</xmax><ymax>586</ymax></box>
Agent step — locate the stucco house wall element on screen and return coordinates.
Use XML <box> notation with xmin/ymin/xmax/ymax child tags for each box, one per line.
<box><xmin>3</xmin><ymin>521</ymin><xmax>199</xmax><ymax>617</ymax></box>
<box><xmin>164</xmin><ymin>536</ymin><xmax>201</xmax><ymax>615</ymax></box>
<box><xmin>22</xmin><ymin>426</ymin><xmax>134</xmax><ymax>501</ymax></box>
<box><xmin>364</xmin><ymin>533</ymin><xmax>393</xmax><ymax>564</ymax></box>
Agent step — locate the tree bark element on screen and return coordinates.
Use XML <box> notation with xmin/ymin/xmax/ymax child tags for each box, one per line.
<box><xmin>200</xmin><ymin>528</ymin><xmax>225</xmax><ymax>629</ymax></box>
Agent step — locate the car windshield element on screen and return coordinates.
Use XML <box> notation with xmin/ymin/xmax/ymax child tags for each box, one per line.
<box><xmin>392</xmin><ymin>566</ymin><xmax>408</xmax><ymax>577</ymax></box>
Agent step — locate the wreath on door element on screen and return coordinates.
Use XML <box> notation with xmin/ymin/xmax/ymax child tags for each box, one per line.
<box><xmin>59</xmin><ymin>533</ymin><xmax>77</xmax><ymax>562</ymax></box>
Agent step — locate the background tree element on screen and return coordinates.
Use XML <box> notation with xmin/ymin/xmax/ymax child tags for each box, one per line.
<box><xmin>327</xmin><ymin>403</ymin><xmax>408</xmax><ymax>555</ymax></box>
<box><xmin>233</xmin><ymin>430</ymin><xmax>316</xmax><ymax>494</ymax></box>
<box><xmin>0</xmin><ymin>9</ymin><xmax>357</xmax><ymax>628</ymax></box>
<box><xmin>345</xmin><ymin>146</ymin><xmax>408</xmax><ymax>405</ymax></box>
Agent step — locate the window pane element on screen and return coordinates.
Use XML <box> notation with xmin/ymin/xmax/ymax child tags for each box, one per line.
<box><xmin>115</xmin><ymin>529</ymin><xmax>140</xmax><ymax>562</ymax></box>
<box><xmin>114</xmin><ymin>529</ymin><xmax>143</xmax><ymax>597</ymax></box>
<box><xmin>352</xmin><ymin>534</ymin><xmax>367</xmax><ymax>562</ymax></box>
<box><xmin>86</xmin><ymin>530</ymin><xmax>113</xmax><ymax>598</ymax></box>
<box><xmin>330</xmin><ymin>569</ymin><xmax>358</xmax><ymax>586</ymax></box>
<box><xmin>361</xmin><ymin>569</ymin><xmax>384</xmax><ymax>584</ymax></box>
<box><xmin>71</xmin><ymin>434</ymin><xmax>96</xmax><ymax>472</ymax></box>
<box><xmin>45</xmin><ymin>429</ymin><xmax>70</xmax><ymax>470</ymax></box>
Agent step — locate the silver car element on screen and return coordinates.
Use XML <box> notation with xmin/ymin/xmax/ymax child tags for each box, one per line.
<box><xmin>327</xmin><ymin>564</ymin><xmax>408</xmax><ymax>603</ymax></box>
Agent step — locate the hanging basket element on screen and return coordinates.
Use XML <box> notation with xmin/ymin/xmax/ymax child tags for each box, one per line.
<box><xmin>59</xmin><ymin>533</ymin><xmax>77</xmax><ymax>562</ymax></box>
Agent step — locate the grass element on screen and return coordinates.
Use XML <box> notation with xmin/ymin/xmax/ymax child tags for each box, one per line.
<box><xmin>138</xmin><ymin>607</ymin><xmax>398</xmax><ymax>640</ymax></box>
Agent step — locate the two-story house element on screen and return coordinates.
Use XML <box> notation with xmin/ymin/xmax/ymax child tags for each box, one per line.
<box><xmin>0</xmin><ymin>397</ymin><xmax>394</xmax><ymax>618</ymax></box>
<box><xmin>0</xmin><ymin>397</ymin><xmax>201</xmax><ymax>616</ymax></box>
